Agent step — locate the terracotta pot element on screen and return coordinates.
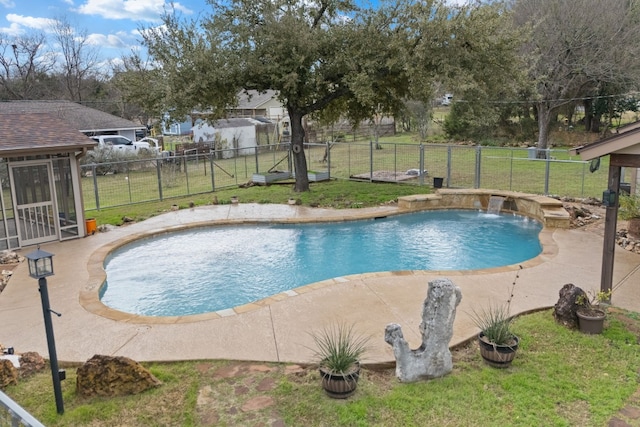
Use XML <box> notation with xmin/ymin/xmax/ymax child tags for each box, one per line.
<box><xmin>478</xmin><ymin>332</ymin><xmax>519</xmax><ymax>368</ymax></box>
<box><xmin>318</xmin><ymin>363</ymin><xmax>360</xmax><ymax>399</ymax></box>
<box><xmin>576</xmin><ymin>308</ymin><xmax>606</xmax><ymax>334</ymax></box>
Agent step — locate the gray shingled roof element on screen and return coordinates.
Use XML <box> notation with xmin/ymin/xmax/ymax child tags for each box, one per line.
<box><xmin>0</xmin><ymin>112</ymin><xmax>97</xmax><ymax>156</ymax></box>
<box><xmin>0</xmin><ymin>100</ymin><xmax>145</xmax><ymax>133</ymax></box>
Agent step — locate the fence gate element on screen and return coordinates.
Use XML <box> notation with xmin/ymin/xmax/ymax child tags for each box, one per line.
<box><xmin>9</xmin><ymin>161</ymin><xmax>59</xmax><ymax>246</ymax></box>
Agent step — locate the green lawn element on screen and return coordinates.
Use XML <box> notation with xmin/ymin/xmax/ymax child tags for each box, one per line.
<box><xmin>5</xmin><ymin>309</ymin><xmax>640</xmax><ymax>426</ymax></box>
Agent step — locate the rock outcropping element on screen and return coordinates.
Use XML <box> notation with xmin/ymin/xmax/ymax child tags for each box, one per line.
<box><xmin>76</xmin><ymin>354</ymin><xmax>162</xmax><ymax>397</ymax></box>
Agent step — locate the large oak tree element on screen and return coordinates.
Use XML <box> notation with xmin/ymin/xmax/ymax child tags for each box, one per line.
<box><xmin>138</xmin><ymin>0</ymin><xmax>520</xmax><ymax>191</ymax></box>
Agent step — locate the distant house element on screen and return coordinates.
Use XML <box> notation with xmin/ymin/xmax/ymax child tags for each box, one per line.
<box><xmin>161</xmin><ymin>112</ymin><xmax>193</xmax><ymax>136</ymax></box>
<box><xmin>0</xmin><ymin>100</ymin><xmax>146</xmax><ymax>141</ymax></box>
<box><xmin>162</xmin><ymin>90</ymin><xmax>288</xmax><ymax>138</ymax></box>
<box><xmin>230</xmin><ymin>90</ymin><xmax>287</xmax><ymax>120</ymax></box>
<box><xmin>0</xmin><ymin>100</ymin><xmax>149</xmax><ymax>249</ymax></box>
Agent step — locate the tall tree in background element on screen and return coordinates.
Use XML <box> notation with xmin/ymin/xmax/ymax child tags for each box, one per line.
<box><xmin>50</xmin><ymin>17</ymin><xmax>101</xmax><ymax>102</ymax></box>
<box><xmin>0</xmin><ymin>32</ymin><xmax>54</xmax><ymax>99</ymax></box>
<box><xmin>112</xmin><ymin>53</ymin><xmax>166</xmax><ymax>127</ymax></box>
<box><xmin>513</xmin><ymin>0</ymin><xmax>640</xmax><ymax>150</ymax></box>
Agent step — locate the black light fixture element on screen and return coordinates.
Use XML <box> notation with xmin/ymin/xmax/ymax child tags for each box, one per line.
<box><xmin>25</xmin><ymin>247</ymin><xmax>64</xmax><ymax>415</ymax></box>
<box><xmin>26</xmin><ymin>247</ymin><xmax>54</xmax><ymax>279</ymax></box>
<box><xmin>602</xmin><ymin>189</ymin><xmax>617</xmax><ymax>208</ymax></box>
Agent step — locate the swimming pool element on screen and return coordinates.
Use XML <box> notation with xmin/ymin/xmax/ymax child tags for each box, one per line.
<box><xmin>101</xmin><ymin>210</ymin><xmax>542</xmax><ymax>316</ymax></box>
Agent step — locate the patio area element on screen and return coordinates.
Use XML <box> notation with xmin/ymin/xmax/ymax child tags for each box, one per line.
<box><xmin>0</xmin><ymin>202</ymin><xmax>639</xmax><ymax>365</ymax></box>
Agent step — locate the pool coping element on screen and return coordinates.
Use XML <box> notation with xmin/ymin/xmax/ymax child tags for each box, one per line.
<box><xmin>80</xmin><ymin>192</ymin><xmax>561</xmax><ymax>325</ymax></box>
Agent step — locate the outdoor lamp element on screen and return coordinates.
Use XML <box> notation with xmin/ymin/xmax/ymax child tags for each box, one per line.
<box><xmin>602</xmin><ymin>189</ymin><xmax>617</xmax><ymax>208</ymax></box>
<box><xmin>25</xmin><ymin>246</ymin><xmax>64</xmax><ymax>415</ymax></box>
<box><xmin>25</xmin><ymin>247</ymin><xmax>54</xmax><ymax>279</ymax></box>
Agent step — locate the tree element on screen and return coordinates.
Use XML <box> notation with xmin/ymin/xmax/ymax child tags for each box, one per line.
<box><xmin>112</xmin><ymin>53</ymin><xmax>167</xmax><ymax>127</ymax></box>
<box><xmin>141</xmin><ymin>0</ymin><xmax>414</xmax><ymax>191</ymax></box>
<box><xmin>138</xmin><ymin>0</ymin><xmax>523</xmax><ymax>191</ymax></box>
<box><xmin>512</xmin><ymin>0</ymin><xmax>640</xmax><ymax>150</ymax></box>
<box><xmin>50</xmin><ymin>17</ymin><xmax>102</xmax><ymax>102</ymax></box>
<box><xmin>0</xmin><ymin>32</ymin><xmax>54</xmax><ymax>99</ymax></box>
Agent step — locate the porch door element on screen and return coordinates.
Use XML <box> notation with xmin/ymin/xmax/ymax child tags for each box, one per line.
<box><xmin>10</xmin><ymin>162</ymin><xmax>59</xmax><ymax>246</ymax></box>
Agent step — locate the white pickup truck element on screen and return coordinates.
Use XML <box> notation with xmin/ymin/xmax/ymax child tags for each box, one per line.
<box><xmin>90</xmin><ymin>135</ymin><xmax>153</xmax><ymax>155</ymax></box>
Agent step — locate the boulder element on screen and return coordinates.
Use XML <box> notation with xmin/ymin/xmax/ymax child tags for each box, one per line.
<box><xmin>76</xmin><ymin>354</ymin><xmax>162</xmax><ymax>397</ymax></box>
<box><xmin>19</xmin><ymin>352</ymin><xmax>46</xmax><ymax>378</ymax></box>
<box><xmin>553</xmin><ymin>283</ymin><xmax>587</xmax><ymax>328</ymax></box>
<box><xmin>385</xmin><ymin>277</ymin><xmax>462</xmax><ymax>382</ymax></box>
<box><xmin>0</xmin><ymin>358</ymin><xmax>18</xmax><ymax>388</ymax></box>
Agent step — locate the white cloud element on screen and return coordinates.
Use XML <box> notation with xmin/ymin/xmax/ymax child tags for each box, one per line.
<box><xmin>86</xmin><ymin>32</ymin><xmax>127</xmax><ymax>48</ymax></box>
<box><xmin>6</xmin><ymin>14</ymin><xmax>57</xmax><ymax>31</ymax></box>
<box><xmin>76</xmin><ymin>0</ymin><xmax>192</xmax><ymax>22</ymax></box>
<box><xmin>0</xmin><ymin>0</ymin><xmax>16</xmax><ymax>8</ymax></box>
<box><xmin>0</xmin><ymin>22</ymin><xmax>23</xmax><ymax>36</ymax></box>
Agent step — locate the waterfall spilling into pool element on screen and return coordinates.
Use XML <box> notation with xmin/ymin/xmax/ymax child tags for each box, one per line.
<box><xmin>487</xmin><ymin>196</ymin><xmax>506</xmax><ymax>215</ymax></box>
<box><xmin>101</xmin><ymin>210</ymin><xmax>543</xmax><ymax>317</ymax></box>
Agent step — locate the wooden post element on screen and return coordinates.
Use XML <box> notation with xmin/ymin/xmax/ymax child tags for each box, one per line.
<box><xmin>601</xmin><ymin>162</ymin><xmax>621</xmax><ymax>296</ymax></box>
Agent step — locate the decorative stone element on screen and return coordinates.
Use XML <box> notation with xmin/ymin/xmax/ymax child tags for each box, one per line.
<box><xmin>76</xmin><ymin>354</ymin><xmax>162</xmax><ymax>397</ymax></box>
<box><xmin>19</xmin><ymin>352</ymin><xmax>45</xmax><ymax>378</ymax></box>
<box><xmin>553</xmin><ymin>283</ymin><xmax>587</xmax><ymax>329</ymax></box>
<box><xmin>0</xmin><ymin>358</ymin><xmax>18</xmax><ymax>388</ymax></box>
<box><xmin>384</xmin><ymin>277</ymin><xmax>462</xmax><ymax>382</ymax></box>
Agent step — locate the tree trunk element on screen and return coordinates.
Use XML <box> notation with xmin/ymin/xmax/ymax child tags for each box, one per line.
<box><xmin>583</xmin><ymin>99</ymin><xmax>593</xmax><ymax>131</ymax></box>
<box><xmin>289</xmin><ymin>108</ymin><xmax>310</xmax><ymax>192</ymax></box>
<box><xmin>536</xmin><ymin>101</ymin><xmax>552</xmax><ymax>150</ymax></box>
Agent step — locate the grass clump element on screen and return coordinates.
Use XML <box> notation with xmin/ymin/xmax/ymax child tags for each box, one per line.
<box><xmin>309</xmin><ymin>323</ymin><xmax>370</xmax><ymax>374</ymax></box>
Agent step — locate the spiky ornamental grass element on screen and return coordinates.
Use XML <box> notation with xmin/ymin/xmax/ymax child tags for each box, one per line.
<box><xmin>310</xmin><ymin>323</ymin><xmax>370</xmax><ymax>374</ymax></box>
<box><xmin>471</xmin><ymin>265</ymin><xmax>522</xmax><ymax>345</ymax></box>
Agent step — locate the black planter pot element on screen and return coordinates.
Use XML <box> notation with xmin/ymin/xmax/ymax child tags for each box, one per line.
<box><xmin>478</xmin><ymin>332</ymin><xmax>519</xmax><ymax>368</ymax></box>
<box><xmin>576</xmin><ymin>308</ymin><xmax>606</xmax><ymax>334</ymax></box>
<box><xmin>319</xmin><ymin>363</ymin><xmax>360</xmax><ymax>399</ymax></box>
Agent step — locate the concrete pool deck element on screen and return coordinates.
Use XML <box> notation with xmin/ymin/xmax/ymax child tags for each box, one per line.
<box><xmin>0</xmin><ymin>202</ymin><xmax>639</xmax><ymax>365</ymax></box>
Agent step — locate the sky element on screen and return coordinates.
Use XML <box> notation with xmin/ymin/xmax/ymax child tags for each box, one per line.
<box><xmin>0</xmin><ymin>0</ymin><xmax>210</xmax><ymax>67</ymax></box>
<box><xmin>0</xmin><ymin>0</ymin><xmax>467</xmax><ymax>68</ymax></box>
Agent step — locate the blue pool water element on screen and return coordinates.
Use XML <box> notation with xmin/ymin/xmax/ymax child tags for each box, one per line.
<box><xmin>101</xmin><ymin>210</ymin><xmax>542</xmax><ymax>316</ymax></box>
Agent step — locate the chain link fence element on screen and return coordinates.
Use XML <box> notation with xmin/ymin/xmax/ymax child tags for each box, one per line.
<box><xmin>81</xmin><ymin>142</ymin><xmax>612</xmax><ymax>211</ymax></box>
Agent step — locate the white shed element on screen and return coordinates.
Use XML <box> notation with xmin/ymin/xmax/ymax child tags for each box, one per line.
<box><xmin>192</xmin><ymin>117</ymin><xmax>268</xmax><ymax>158</ymax></box>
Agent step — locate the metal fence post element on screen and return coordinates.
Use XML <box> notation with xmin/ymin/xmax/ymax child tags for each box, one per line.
<box><xmin>184</xmin><ymin>155</ymin><xmax>190</xmax><ymax>194</ymax></box>
<box><xmin>125</xmin><ymin>163</ymin><xmax>133</xmax><ymax>203</ymax></box>
<box><xmin>92</xmin><ymin>164</ymin><xmax>100</xmax><ymax>211</ymax></box>
<box><xmin>544</xmin><ymin>148</ymin><xmax>551</xmax><ymax>195</ymax></box>
<box><xmin>369</xmin><ymin>140</ymin><xmax>374</xmax><ymax>182</ymax></box>
<box><xmin>327</xmin><ymin>140</ymin><xmax>331</xmax><ymax>179</ymax></box>
<box><xmin>475</xmin><ymin>146</ymin><xmax>482</xmax><ymax>189</ymax></box>
<box><xmin>210</xmin><ymin>154</ymin><xmax>215</xmax><ymax>191</ymax></box>
<box><xmin>156</xmin><ymin>158</ymin><xmax>163</xmax><ymax>201</ymax></box>
<box><xmin>419</xmin><ymin>143</ymin><xmax>425</xmax><ymax>186</ymax></box>
<box><xmin>446</xmin><ymin>145</ymin><xmax>452</xmax><ymax>188</ymax></box>
<box><xmin>255</xmin><ymin>146</ymin><xmax>260</xmax><ymax>173</ymax></box>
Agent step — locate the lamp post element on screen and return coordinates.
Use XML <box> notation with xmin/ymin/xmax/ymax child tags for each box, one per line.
<box><xmin>25</xmin><ymin>247</ymin><xmax>64</xmax><ymax>415</ymax></box>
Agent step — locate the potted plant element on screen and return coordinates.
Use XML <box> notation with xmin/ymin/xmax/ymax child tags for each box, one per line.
<box><xmin>309</xmin><ymin>323</ymin><xmax>370</xmax><ymax>399</ymax></box>
<box><xmin>576</xmin><ymin>289</ymin><xmax>611</xmax><ymax>334</ymax></box>
<box><xmin>470</xmin><ymin>266</ymin><xmax>521</xmax><ymax>368</ymax></box>
<box><xmin>619</xmin><ymin>193</ymin><xmax>640</xmax><ymax>239</ymax></box>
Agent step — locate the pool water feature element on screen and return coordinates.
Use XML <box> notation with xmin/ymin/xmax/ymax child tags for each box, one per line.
<box><xmin>101</xmin><ymin>210</ymin><xmax>543</xmax><ymax>317</ymax></box>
